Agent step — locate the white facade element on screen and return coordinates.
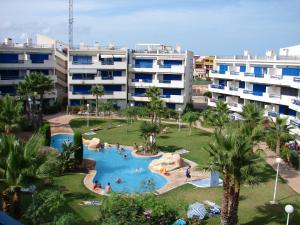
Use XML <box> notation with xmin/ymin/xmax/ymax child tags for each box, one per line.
<box><xmin>68</xmin><ymin>43</ymin><xmax>193</xmax><ymax>110</ymax></box>
<box><xmin>208</xmin><ymin>45</ymin><xmax>300</xmax><ymax>139</ymax></box>
<box><xmin>128</xmin><ymin>44</ymin><xmax>193</xmax><ymax>110</ymax></box>
<box><xmin>68</xmin><ymin>43</ymin><xmax>128</xmax><ymax>109</ymax></box>
<box><xmin>0</xmin><ymin>34</ymin><xmax>68</xmax><ymax>104</ymax></box>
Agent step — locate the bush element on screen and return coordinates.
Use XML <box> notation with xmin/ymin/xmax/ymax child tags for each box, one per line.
<box><xmin>37</xmin><ymin>158</ymin><xmax>61</xmax><ymax>177</ymax></box>
<box><xmin>19</xmin><ymin>118</ymin><xmax>34</xmax><ymax>132</ymax></box>
<box><xmin>55</xmin><ymin>213</ymin><xmax>79</xmax><ymax>225</ymax></box>
<box><xmin>99</xmin><ymin>194</ymin><xmax>178</xmax><ymax>225</ymax></box>
<box><xmin>290</xmin><ymin>151</ymin><xmax>300</xmax><ymax>169</ymax></box>
<box><xmin>203</xmin><ymin>91</ymin><xmax>212</xmax><ymax>98</ymax></box>
<box><xmin>39</xmin><ymin>123</ymin><xmax>51</xmax><ymax>146</ymax></box>
<box><xmin>73</xmin><ymin>131</ymin><xmax>83</xmax><ymax>165</ymax></box>
<box><xmin>68</xmin><ymin>106</ymin><xmax>81</xmax><ymax>114</ymax></box>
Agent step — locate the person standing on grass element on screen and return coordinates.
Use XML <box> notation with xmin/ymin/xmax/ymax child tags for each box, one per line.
<box><xmin>185</xmin><ymin>165</ymin><xmax>191</xmax><ymax>181</ymax></box>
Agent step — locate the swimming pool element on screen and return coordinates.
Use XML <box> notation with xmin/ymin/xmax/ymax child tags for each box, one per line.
<box><xmin>51</xmin><ymin>134</ymin><xmax>167</xmax><ymax>193</ymax></box>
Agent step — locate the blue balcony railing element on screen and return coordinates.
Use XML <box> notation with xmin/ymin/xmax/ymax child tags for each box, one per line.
<box><xmin>211</xmin><ymin>84</ymin><xmax>225</xmax><ymax>89</ymax></box>
<box><xmin>131</xmin><ymin>78</ymin><xmax>152</xmax><ymax>83</ymax></box>
<box><xmin>290</xmin><ymin>119</ymin><xmax>300</xmax><ymax>129</ymax></box>
<box><xmin>104</xmin><ymin>91</ymin><xmax>114</xmax><ymax>95</ymax></box>
<box><xmin>159</xmin><ymin>65</ymin><xmax>172</xmax><ymax>68</ymax></box>
<box><xmin>293</xmin><ymin>77</ymin><xmax>300</xmax><ymax>82</ymax></box>
<box><xmin>160</xmin><ymin>95</ymin><xmax>171</xmax><ymax>98</ymax></box>
<box><xmin>254</xmin><ymin>74</ymin><xmax>264</xmax><ymax>78</ymax></box>
<box><xmin>268</xmin><ymin>111</ymin><xmax>279</xmax><ymax>117</ymax></box>
<box><xmin>243</xmin><ymin>90</ymin><xmax>253</xmax><ymax>94</ymax></box>
<box><xmin>244</xmin><ymin>73</ymin><xmax>255</xmax><ymax>77</ymax></box>
<box><xmin>101</xmin><ymin>76</ymin><xmax>114</xmax><ymax>80</ymax></box>
<box><xmin>1</xmin><ymin>76</ymin><xmax>23</xmax><ymax>80</ymax></box>
<box><xmin>230</xmin><ymin>71</ymin><xmax>239</xmax><ymax>75</ymax></box>
<box><xmin>292</xmin><ymin>99</ymin><xmax>300</xmax><ymax>106</ymax></box>
<box><xmin>131</xmin><ymin>93</ymin><xmax>146</xmax><ymax>97</ymax></box>
<box><xmin>72</xmin><ymin>91</ymin><xmax>91</xmax><ymax>95</ymax></box>
<box><xmin>134</xmin><ymin>64</ymin><xmax>153</xmax><ymax>68</ymax></box>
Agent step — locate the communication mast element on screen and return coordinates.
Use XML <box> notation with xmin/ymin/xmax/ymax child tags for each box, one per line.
<box><xmin>69</xmin><ymin>0</ymin><xmax>73</xmax><ymax>48</ymax></box>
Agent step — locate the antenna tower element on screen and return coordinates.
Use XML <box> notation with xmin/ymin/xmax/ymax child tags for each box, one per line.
<box><xmin>69</xmin><ymin>0</ymin><xmax>73</xmax><ymax>48</ymax></box>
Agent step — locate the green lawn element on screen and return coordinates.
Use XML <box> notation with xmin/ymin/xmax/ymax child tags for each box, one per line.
<box><xmin>193</xmin><ymin>79</ymin><xmax>212</xmax><ymax>85</ymax></box>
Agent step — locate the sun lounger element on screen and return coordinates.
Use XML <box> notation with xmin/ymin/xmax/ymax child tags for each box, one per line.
<box><xmin>79</xmin><ymin>200</ymin><xmax>102</xmax><ymax>206</ymax></box>
<box><xmin>21</xmin><ymin>185</ymin><xmax>36</xmax><ymax>193</ymax></box>
<box><xmin>84</xmin><ymin>131</ymin><xmax>96</xmax><ymax>135</ymax></box>
<box><xmin>90</xmin><ymin>127</ymin><xmax>102</xmax><ymax>132</ymax></box>
<box><xmin>175</xmin><ymin>149</ymin><xmax>190</xmax><ymax>154</ymax></box>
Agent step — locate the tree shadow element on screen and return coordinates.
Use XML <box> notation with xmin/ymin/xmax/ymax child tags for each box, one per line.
<box><xmin>158</xmin><ymin>135</ymin><xmax>170</xmax><ymax>139</ymax></box>
<box><xmin>241</xmin><ymin>202</ymin><xmax>300</xmax><ymax>225</ymax></box>
<box><xmin>159</xmin><ymin>145</ymin><xmax>180</xmax><ymax>152</ymax></box>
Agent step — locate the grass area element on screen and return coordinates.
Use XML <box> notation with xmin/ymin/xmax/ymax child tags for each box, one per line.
<box><xmin>193</xmin><ymin>79</ymin><xmax>212</xmax><ymax>85</ymax></box>
<box><xmin>70</xmin><ymin>118</ymin><xmax>212</xmax><ymax>165</ymax></box>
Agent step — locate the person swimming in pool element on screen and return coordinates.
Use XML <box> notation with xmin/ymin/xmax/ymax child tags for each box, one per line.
<box><xmin>135</xmin><ymin>167</ymin><xmax>142</xmax><ymax>173</ymax></box>
<box><xmin>115</xmin><ymin>177</ymin><xmax>121</xmax><ymax>184</ymax></box>
<box><xmin>123</xmin><ymin>154</ymin><xmax>128</xmax><ymax>159</ymax></box>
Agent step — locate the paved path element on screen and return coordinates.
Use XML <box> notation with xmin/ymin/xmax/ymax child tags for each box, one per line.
<box><xmin>256</xmin><ymin>142</ymin><xmax>300</xmax><ymax>194</ymax></box>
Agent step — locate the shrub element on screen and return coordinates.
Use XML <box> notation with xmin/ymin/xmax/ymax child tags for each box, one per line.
<box><xmin>43</xmin><ymin>101</ymin><xmax>61</xmax><ymax>115</ymax></box>
<box><xmin>19</xmin><ymin>118</ymin><xmax>34</xmax><ymax>132</ymax></box>
<box><xmin>99</xmin><ymin>194</ymin><xmax>178</xmax><ymax>225</ymax></box>
<box><xmin>37</xmin><ymin>158</ymin><xmax>61</xmax><ymax>177</ymax></box>
<box><xmin>38</xmin><ymin>123</ymin><xmax>51</xmax><ymax>146</ymax></box>
<box><xmin>203</xmin><ymin>91</ymin><xmax>212</xmax><ymax>98</ymax></box>
<box><xmin>73</xmin><ymin>131</ymin><xmax>83</xmax><ymax>165</ymax></box>
<box><xmin>290</xmin><ymin>150</ymin><xmax>299</xmax><ymax>169</ymax></box>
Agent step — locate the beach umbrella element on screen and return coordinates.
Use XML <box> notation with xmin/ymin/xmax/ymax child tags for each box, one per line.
<box><xmin>173</xmin><ymin>218</ymin><xmax>186</xmax><ymax>225</ymax></box>
<box><xmin>187</xmin><ymin>202</ymin><xmax>207</xmax><ymax>220</ymax></box>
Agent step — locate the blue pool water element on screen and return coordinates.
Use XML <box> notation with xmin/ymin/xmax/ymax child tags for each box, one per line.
<box><xmin>51</xmin><ymin>134</ymin><xmax>167</xmax><ymax>193</ymax></box>
<box><xmin>51</xmin><ymin>134</ymin><xmax>74</xmax><ymax>151</ymax></box>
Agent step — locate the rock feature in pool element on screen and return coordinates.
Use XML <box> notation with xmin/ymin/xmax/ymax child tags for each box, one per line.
<box><xmin>149</xmin><ymin>153</ymin><xmax>183</xmax><ymax>173</ymax></box>
<box><xmin>84</xmin><ymin>146</ymin><xmax>167</xmax><ymax>194</ymax></box>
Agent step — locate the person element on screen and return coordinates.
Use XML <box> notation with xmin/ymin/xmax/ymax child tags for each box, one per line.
<box><xmin>135</xmin><ymin>167</ymin><xmax>141</xmax><ymax>173</ymax></box>
<box><xmin>93</xmin><ymin>180</ymin><xmax>99</xmax><ymax>190</ymax></box>
<box><xmin>115</xmin><ymin>177</ymin><xmax>121</xmax><ymax>184</ymax></box>
<box><xmin>116</xmin><ymin>143</ymin><xmax>120</xmax><ymax>149</ymax></box>
<box><xmin>133</xmin><ymin>143</ymin><xmax>138</xmax><ymax>150</ymax></box>
<box><xmin>123</xmin><ymin>154</ymin><xmax>128</xmax><ymax>159</ymax></box>
<box><xmin>105</xmin><ymin>182</ymin><xmax>111</xmax><ymax>193</ymax></box>
<box><xmin>185</xmin><ymin>166</ymin><xmax>191</xmax><ymax>181</ymax></box>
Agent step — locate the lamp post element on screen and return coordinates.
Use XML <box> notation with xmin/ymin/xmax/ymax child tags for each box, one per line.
<box><xmin>285</xmin><ymin>204</ymin><xmax>294</xmax><ymax>225</ymax></box>
<box><xmin>86</xmin><ymin>103</ymin><xmax>90</xmax><ymax>127</ymax></box>
<box><xmin>178</xmin><ymin>107</ymin><xmax>182</xmax><ymax>132</ymax></box>
<box><xmin>270</xmin><ymin>157</ymin><xmax>282</xmax><ymax>204</ymax></box>
<box><xmin>28</xmin><ymin>97</ymin><xmax>32</xmax><ymax>115</ymax></box>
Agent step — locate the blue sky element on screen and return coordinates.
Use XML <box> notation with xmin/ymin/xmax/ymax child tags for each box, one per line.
<box><xmin>0</xmin><ymin>0</ymin><xmax>300</xmax><ymax>55</ymax></box>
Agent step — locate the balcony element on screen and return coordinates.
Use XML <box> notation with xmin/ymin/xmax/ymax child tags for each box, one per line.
<box><xmin>131</xmin><ymin>79</ymin><xmax>152</xmax><ymax>83</ymax></box>
<box><xmin>290</xmin><ymin>119</ymin><xmax>300</xmax><ymax>129</ymax></box>
<box><xmin>268</xmin><ymin>111</ymin><xmax>279</xmax><ymax>117</ymax></box>
<box><xmin>210</xmin><ymin>84</ymin><xmax>224</xmax><ymax>89</ymax></box>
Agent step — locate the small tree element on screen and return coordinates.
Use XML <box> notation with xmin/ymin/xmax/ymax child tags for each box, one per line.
<box><xmin>91</xmin><ymin>84</ymin><xmax>104</xmax><ymax>117</ymax></box>
<box><xmin>58</xmin><ymin>142</ymin><xmax>76</xmax><ymax>174</ymax></box>
<box><xmin>140</xmin><ymin>121</ymin><xmax>160</xmax><ymax>154</ymax></box>
<box><xmin>182</xmin><ymin>111</ymin><xmax>199</xmax><ymax>135</ymax></box>
<box><xmin>0</xmin><ymin>95</ymin><xmax>23</xmax><ymax>134</ymax></box>
<box><xmin>123</xmin><ymin>106</ymin><xmax>138</xmax><ymax>126</ymax></box>
<box><xmin>73</xmin><ymin>131</ymin><xmax>83</xmax><ymax>165</ymax></box>
<box><xmin>38</xmin><ymin>123</ymin><xmax>51</xmax><ymax>146</ymax></box>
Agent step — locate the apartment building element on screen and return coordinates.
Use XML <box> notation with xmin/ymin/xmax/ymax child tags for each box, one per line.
<box><xmin>193</xmin><ymin>55</ymin><xmax>214</xmax><ymax>79</ymax></box>
<box><xmin>208</xmin><ymin>45</ymin><xmax>300</xmax><ymax>139</ymax></box>
<box><xmin>128</xmin><ymin>44</ymin><xmax>193</xmax><ymax>110</ymax></box>
<box><xmin>68</xmin><ymin>43</ymin><xmax>128</xmax><ymax>109</ymax></box>
<box><xmin>0</xmin><ymin>34</ymin><xmax>68</xmax><ymax>104</ymax></box>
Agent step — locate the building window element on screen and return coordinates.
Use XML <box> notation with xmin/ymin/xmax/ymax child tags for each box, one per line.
<box><xmin>135</xmin><ymin>59</ymin><xmax>153</xmax><ymax>68</ymax></box>
<box><xmin>0</xmin><ymin>53</ymin><xmax>19</xmax><ymax>63</ymax></box>
<box><xmin>73</xmin><ymin>55</ymin><xmax>92</xmax><ymax>65</ymax></box>
<box><xmin>30</xmin><ymin>53</ymin><xmax>49</xmax><ymax>63</ymax></box>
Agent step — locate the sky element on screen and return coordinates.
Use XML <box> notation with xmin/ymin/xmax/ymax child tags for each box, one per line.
<box><xmin>0</xmin><ymin>0</ymin><xmax>300</xmax><ymax>55</ymax></box>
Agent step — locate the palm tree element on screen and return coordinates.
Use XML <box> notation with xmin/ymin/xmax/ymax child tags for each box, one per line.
<box><xmin>139</xmin><ymin>121</ymin><xmax>160</xmax><ymax>154</ymax></box>
<box><xmin>204</xmin><ymin>130</ymin><xmax>263</xmax><ymax>225</ymax></box>
<box><xmin>182</xmin><ymin>111</ymin><xmax>199</xmax><ymax>135</ymax></box>
<box><xmin>0</xmin><ymin>133</ymin><xmax>45</xmax><ymax>217</ymax></box>
<box><xmin>0</xmin><ymin>95</ymin><xmax>23</xmax><ymax>134</ymax></box>
<box><xmin>146</xmin><ymin>87</ymin><xmax>164</xmax><ymax>125</ymax></box>
<box><xmin>16</xmin><ymin>82</ymin><xmax>32</xmax><ymax>120</ymax></box>
<box><xmin>91</xmin><ymin>85</ymin><xmax>104</xmax><ymax>117</ymax></box>
<box><xmin>201</xmin><ymin>100</ymin><xmax>229</xmax><ymax>131</ymax></box>
<box><xmin>58</xmin><ymin>142</ymin><xmax>77</xmax><ymax>174</ymax></box>
<box><xmin>268</xmin><ymin>116</ymin><xmax>293</xmax><ymax>155</ymax></box>
<box><xmin>18</xmin><ymin>72</ymin><xmax>54</xmax><ymax>127</ymax></box>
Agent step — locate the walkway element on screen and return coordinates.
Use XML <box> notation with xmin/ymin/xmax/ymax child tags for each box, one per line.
<box><xmin>256</xmin><ymin>142</ymin><xmax>300</xmax><ymax>194</ymax></box>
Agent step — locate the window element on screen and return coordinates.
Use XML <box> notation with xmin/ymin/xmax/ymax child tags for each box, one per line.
<box><xmin>281</xmin><ymin>87</ymin><xmax>298</xmax><ymax>97</ymax></box>
<box><xmin>73</xmin><ymin>55</ymin><xmax>92</xmax><ymax>65</ymax></box>
<box><xmin>135</xmin><ymin>59</ymin><xmax>153</xmax><ymax>68</ymax></box>
<box><xmin>161</xmin><ymin>60</ymin><xmax>182</xmax><ymax>68</ymax></box>
<box><xmin>219</xmin><ymin>65</ymin><xmax>228</xmax><ymax>74</ymax></box>
<box><xmin>282</xmin><ymin>68</ymin><xmax>300</xmax><ymax>76</ymax></box>
<box><xmin>0</xmin><ymin>53</ymin><xmax>19</xmax><ymax>63</ymax></box>
<box><xmin>240</xmin><ymin>65</ymin><xmax>246</xmax><ymax>72</ymax></box>
<box><xmin>30</xmin><ymin>54</ymin><xmax>49</xmax><ymax>63</ymax></box>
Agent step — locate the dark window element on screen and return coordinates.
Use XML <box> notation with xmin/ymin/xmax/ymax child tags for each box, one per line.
<box><xmin>281</xmin><ymin>87</ymin><xmax>298</xmax><ymax>97</ymax></box>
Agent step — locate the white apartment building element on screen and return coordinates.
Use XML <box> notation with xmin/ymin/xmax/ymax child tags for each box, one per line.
<box><xmin>0</xmin><ymin>34</ymin><xmax>68</xmax><ymax>104</ymax></box>
<box><xmin>68</xmin><ymin>43</ymin><xmax>128</xmax><ymax>109</ymax></box>
<box><xmin>208</xmin><ymin>45</ymin><xmax>300</xmax><ymax>139</ymax></box>
<box><xmin>128</xmin><ymin>44</ymin><xmax>193</xmax><ymax>110</ymax></box>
